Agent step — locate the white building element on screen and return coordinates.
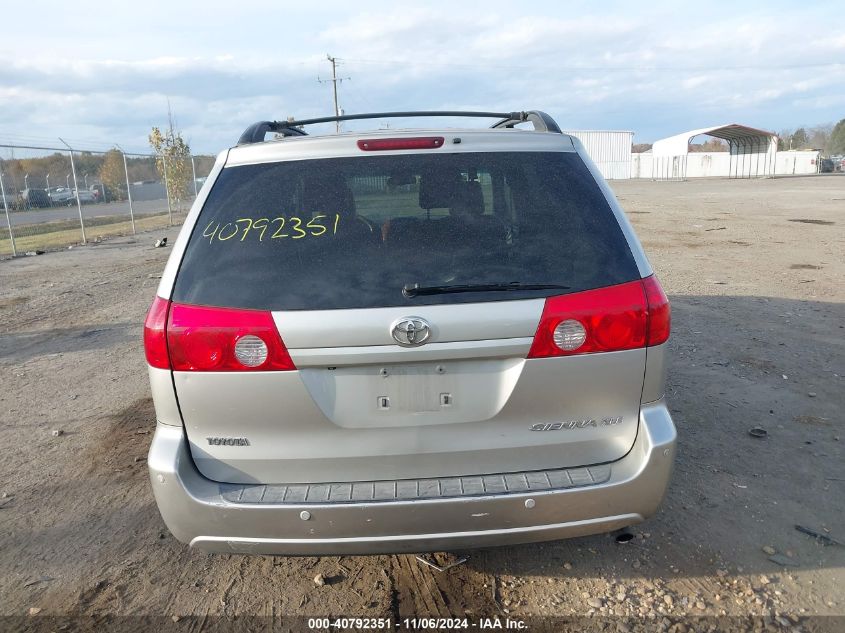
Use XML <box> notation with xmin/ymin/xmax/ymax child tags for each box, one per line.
<box><xmin>564</xmin><ymin>130</ymin><xmax>634</xmax><ymax>180</ymax></box>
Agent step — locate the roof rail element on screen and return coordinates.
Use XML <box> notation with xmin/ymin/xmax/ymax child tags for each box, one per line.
<box><xmin>490</xmin><ymin>111</ymin><xmax>561</xmax><ymax>134</ymax></box>
<box><xmin>237</xmin><ymin>110</ymin><xmax>561</xmax><ymax>145</ymax></box>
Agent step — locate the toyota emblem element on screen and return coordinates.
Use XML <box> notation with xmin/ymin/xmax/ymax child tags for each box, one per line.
<box><xmin>391</xmin><ymin>317</ymin><xmax>432</xmax><ymax>347</ymax></box>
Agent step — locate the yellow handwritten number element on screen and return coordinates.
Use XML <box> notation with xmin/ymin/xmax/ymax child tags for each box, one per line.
<box><xmin>236</xmin><ymin>218</ymin><xmax>253</xmax><ymax>241</ymax></box>
<box><xmin>202</xmin><ymin>221</ymin><xmax>219</xmax><ymax>243</ymax></box>
<box><xmin>289</xmin><ymin>217</ymin><xmax>307</xmax><ymax>239</ymax></box>
<box><xmin>306</xmin><ymin>215</ymin><xmax>326</xmax><ymax>236</ymax></box>
<box><xmin>218</xmin><ymin>222</ymin><xmax>238</xmax><ymax>241</ymax></box>
<box><xmin>271</xmin><ymin>217</ymin><xmax>288</xmax><ymax>238</ymax></box>
<box><xmin>211</xmin><ymin>214</ymin><xmax>342</xmax><ymax>243</ymax></box>
<box><xmin>252</xmin><ymin>218</ymin><xmax>269</xmax><ymax>240</ymax></box>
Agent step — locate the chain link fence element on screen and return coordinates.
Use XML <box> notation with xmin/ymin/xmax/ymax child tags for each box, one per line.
<box><xmin>0</xmin><ymin>144</ymin><xmax>215</xmax><ymax>257</ymax></box>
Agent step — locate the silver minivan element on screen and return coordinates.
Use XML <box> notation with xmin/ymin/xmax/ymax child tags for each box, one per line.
<box><xmin>144</xmin><ymin>111</ymin><xmax>676</xmax><ymax>555</ymax></box>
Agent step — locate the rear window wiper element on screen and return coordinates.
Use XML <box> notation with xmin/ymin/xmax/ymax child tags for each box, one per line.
<box><xmin>402</xmin><ymin>282</ymin><xmax>570</xmax><ymax>298</ymax></box>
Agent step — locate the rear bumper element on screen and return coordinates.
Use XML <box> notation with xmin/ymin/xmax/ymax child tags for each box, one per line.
<box><xmin>147</xmin><ymin>400</ymin><xmax>676</xmax><ymax>555</ymax></box>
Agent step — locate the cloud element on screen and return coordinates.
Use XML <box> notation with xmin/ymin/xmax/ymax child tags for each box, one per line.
<box><xmin>0</xmin><ymin>1</ymin><xmax>843</xmax><ymax>152</ymax></box>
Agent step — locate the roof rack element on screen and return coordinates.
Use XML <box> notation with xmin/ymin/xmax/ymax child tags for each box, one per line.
<box><xmin>237</xmin><ymin>110</ymin><xmax>561</xmax><ymax>145</ymax></box>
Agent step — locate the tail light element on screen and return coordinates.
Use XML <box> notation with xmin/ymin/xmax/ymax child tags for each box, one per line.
<box><xmin>144</xmin><ymin>296</ymin><xmax>171</xmax><ymax>369</ymax></box>
<box><xmin>143</xmin><ymin>298</ymin><xmax>295</xmax><ymax>371</ymax></box>
<box><xmin>528</xmin><ymin>276</ymin><xmax>670</xmax><ymax>358</ymax></box>
<box><xmin>642</xmin><ymin>275</ymin><xmax>671</xmax><ymax>346</ymax></box>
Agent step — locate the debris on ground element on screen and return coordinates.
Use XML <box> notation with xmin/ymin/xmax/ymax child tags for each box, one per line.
<box><xmin>154</xmin><ymin>237</ymin><xmax>168</xmax><ymax>248</ymax></box>
<box><xmin>24</xmin><ymin>251</ymin><xmax>45</xmax><ymax>256</ymax></box>
<box><xmin>51</xmin><ymin>429</ymin><xmax>64</xmax><ymax>437</ymax></box>
<box><xmin>795</xmin><ymin>524</ymin><xmax>844</xmax><ymax>547</ymax></box>
<box><xmin>27</xmin><ymin>607</ymin><xmax>41</xmax><ymax>616</ymax></box>
<box><xmin>768</xmin><ymin>554</ymin><xmax>799</xmax><ymax>567</ymax></box>
<box><xmin>762</xmin><ymin>545</ymin><xmax>776</xmax><ymax>555</ymax></box>
<box><xmin>748</xmin><ymin>426</ymin><xmax>768</xmax><ymax>438</ymax></box>
<box><xmin>313</xmin><ymin>573</ymin><xmax>326</xmax><ymax>586</ymax></box>
<box><xmin>415</xmin><ymin>554</ymin><xmax>468</xmax><ymax>572</ymax></box>
<box><xmin>23</xmin><ymin>576</ymin><xmax>53</xmax><ymax>588</ymax></box>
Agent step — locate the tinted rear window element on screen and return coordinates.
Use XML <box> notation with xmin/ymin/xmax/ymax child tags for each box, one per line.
<box><xmin>172</xmin><ymin>151</ymin><xmax>639</xmax><ymax>310</ymax></box>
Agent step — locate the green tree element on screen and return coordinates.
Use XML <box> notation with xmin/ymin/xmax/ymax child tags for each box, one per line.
<box><xmin>791</xmin><ymin>127</ymin><xmax>810</xmax><ymax>149</ymax></box>
<box><xmin>148</xmin><ymin>120</ymin><xmax>192</xmax><ymax>211</ymax></box>
<box><xmin>830</xmin><ymin>118</ymin><xmax>845</xmax><ymax>155</ymax></box>
<box><xmin>99</xmin><ymin>149</ymin><xmax>127</xmax><ymax>200</ymax></box>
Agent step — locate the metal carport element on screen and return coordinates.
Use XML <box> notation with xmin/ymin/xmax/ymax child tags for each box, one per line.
<box><xmin>651</xmin><ymin>124</ymin><xmax>778</xmax><ymax>179</ymax></box>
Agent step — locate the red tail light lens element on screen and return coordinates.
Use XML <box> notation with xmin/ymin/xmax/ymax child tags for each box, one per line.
<box><xmin>643</xmin><ymin>275</ymin><xmax>671</xmax><ymax>346</ymax></box>
<box><xmin>357</xmin><ymin>137</ymin><xmax>444</xmax><ymax>151</ymax></box>
<box><xmin>166</xmin><ymin>303</ymin><xmax>295</xmax><ymax>371</ymax></box>
<box><xmin>527</xmin><ymin>276</ymin><xmax>671</xmax><ymax>358</ymax></box>
<box><xmin>144</xmin><ymin>296</ymin><xmax>171</xmax><ymax>369</ymax></box>
<box><xmin>528</xmin><ymin>280</ymin><xmax>648</xmax><ymax>358</ymax></box>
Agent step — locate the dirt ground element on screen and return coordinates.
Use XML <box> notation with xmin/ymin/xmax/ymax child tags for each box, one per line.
<box><xmin>0</xmin><ymin>175</ymin><xmax>843</xmax><ymax>631</ymax></box>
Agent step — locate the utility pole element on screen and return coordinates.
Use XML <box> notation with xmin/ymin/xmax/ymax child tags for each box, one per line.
<box><xmin>319</xmin><ymin>54</ymin><xmax>350</xmax><ymax>134</ymax></box>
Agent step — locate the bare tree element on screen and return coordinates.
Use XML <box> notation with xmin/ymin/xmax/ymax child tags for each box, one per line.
<box><xmin>148</xmin><ymin>108</ymin><xmax>193</xmax><ymax>211</ymax></box>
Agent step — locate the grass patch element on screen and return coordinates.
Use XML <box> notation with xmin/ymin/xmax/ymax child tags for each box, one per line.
<box><xmin>0</xmin><ymin>212</ymin><xmax>185</xmax><ymax>256</ymax></box>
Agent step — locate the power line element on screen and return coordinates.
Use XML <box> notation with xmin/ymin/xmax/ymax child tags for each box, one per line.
<box><xmin>340</xmin><ymin>57</ymin><xmax>844</xmax><ymax>73</ymax></box>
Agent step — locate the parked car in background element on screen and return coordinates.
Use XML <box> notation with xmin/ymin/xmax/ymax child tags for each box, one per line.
<box><xmin>819</xmin><ymin>158</ymin><xmax>835</xmax><ymax>173</ymax></box>
<box><xmin>73</xmin><ymin>189</ymin><xmax>96</xmax><ymax>204</ymax></box>
<box><xmin>1</xmin><ymin>191</ymin><xmax>16</xmax><ymax>209</ymax></box>
<box><xmin>90</xmin><ymin>183</ymin><xmax>114</xmax><ymax>202</ymax></box>
<box><xmin>18</xmin><ymin>188</ymin><xmax>51</xmax><ymax>209</ymax></box>
<box><xmin>47</xmin><ymin>186</ymin><xmax>75</xmax><ymax>205</ymax></box>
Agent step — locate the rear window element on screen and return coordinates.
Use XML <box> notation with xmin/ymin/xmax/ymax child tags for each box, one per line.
<box><xmin>172</xmin><ymin>151</ymin><xmax>639</xmax><ymax>310</ymax></box>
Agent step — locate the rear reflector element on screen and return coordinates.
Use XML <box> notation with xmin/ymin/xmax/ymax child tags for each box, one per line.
<box><xmin>528</xmin><ymin>276</ymin><xmax>670</xmax><ymax>358</ymax></box>
<box><xmin>357</xmin><ymin>137</ymin><xmax>444</xmax><ymax>151</ymax></box>
<box><xmin>166</xmin><ymin>303</ymin><xmax>295</xmax><ymax>372</ymax></box>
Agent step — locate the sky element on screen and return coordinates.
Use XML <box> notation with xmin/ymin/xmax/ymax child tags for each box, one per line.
<box><xmin>0</xmin><ymin>0</ymin><xmax>843</xmax><ymax>155</ymax></box>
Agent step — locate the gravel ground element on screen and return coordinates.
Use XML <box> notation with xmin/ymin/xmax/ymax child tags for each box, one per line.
<box><xmin>0</xmin><ymin>175</ymin><xmax>843</xmax><ymax>631</ymax></box>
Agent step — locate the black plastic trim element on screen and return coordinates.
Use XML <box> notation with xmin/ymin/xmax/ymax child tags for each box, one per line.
<box><xmin>237</xmin><ymin>110</ymin><xmax>562</xmax><ymax>145</ymax></box>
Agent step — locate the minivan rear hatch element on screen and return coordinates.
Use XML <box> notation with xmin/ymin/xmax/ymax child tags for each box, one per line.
<box><xmin>167</xmin><ymin>142</ymin><xmax>648</xmax><ymax>484</ymax></box>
